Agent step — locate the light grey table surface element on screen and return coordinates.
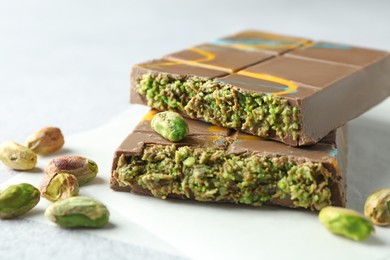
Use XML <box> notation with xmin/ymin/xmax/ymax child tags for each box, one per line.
<box><xmin>1</xmin><ymin>0</ymin><xmax>390</xmax><ymax>259</ymax></box>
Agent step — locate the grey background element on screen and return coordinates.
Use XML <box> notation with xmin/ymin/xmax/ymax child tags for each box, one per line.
<box><xmin>1</xmin><ymin>0</ymin><xmax>390</xmax><ymax>142</ymax></box>
<box><xmin>1</xmin><ymin>0</ymin><xmax>390</xmax><ymax>259</ymax></box>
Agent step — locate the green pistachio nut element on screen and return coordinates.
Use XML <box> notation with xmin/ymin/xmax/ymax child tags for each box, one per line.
<box><xmin>45</xmin><ymin>196</ymin><xmax>109</xmax><ymax>228</ymax></box>
<box><xmin>0</xmin><ymin>183</ymin><xmax>40</xmax><ymax>219</ymax></box>
<box><xmin>319</xmin><ymin>206</ymin><xmax>374</xmax><ymax>241</ymax></box>
<box><xmin>364</xmin><ymin>188</ymin><xmax>390</xmax><ymax>226</ymax></box>
<box><xmin>0</xmin><ymin>141</ymin><xmax>37</xmax><ymax>170</ymax></box>
<box><xmin>45</xmin><ymin>156</ymin><xmax>98</xmax><ymax>185</ymax></box>
<box><xmin>26</xmin><ymin>127</ymin><xmax>65</xmax><ymax>155</ymax></box>
<box><xmin>40</xmin><ymin>173</ymin><xmax>79</xmax><ymax>202</ymax></box>
<box><xmin>151</xmin><ymin>111</ymin><xmax>189</xmax><ymax>142</ymax></box>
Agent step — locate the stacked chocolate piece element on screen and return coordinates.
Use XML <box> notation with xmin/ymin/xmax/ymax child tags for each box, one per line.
<box><xmin>111</xmin><ymin>31</ymin><xmax>390</xmax><ymax>210</ymax></box>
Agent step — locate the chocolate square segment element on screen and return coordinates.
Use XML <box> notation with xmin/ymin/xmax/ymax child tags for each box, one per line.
<box><xmin>132</xmin><ymin>59</ymin><xmax>228</xmax><ymax>79</ymax></box>
<box><xmin>216</xmin><ymin>73</ymin><xmax>319</xmax><ymax>100</ymax></box>
<box><xmin>210</xmin><ymin>31</ymin><xmax>311</xmax><ymax>54</ymax></box>
<box><xmin>164</xmin><ymin>44</ymin><xmax>273</xmax><ymax>73</ymax></box>
<box><xmin>241</xmin><ymin>56</ymin><xmax>358</xmax><ymax>89</ymax></box>
<box><xmin>286</xmin><ymin>42</ymin><xmax>389</xmax><ymax>67</ymax></box>
<box><xmin>229</xmin><ymin>131</ymin><xmax>336</xmax><ymax>161</ymax></box>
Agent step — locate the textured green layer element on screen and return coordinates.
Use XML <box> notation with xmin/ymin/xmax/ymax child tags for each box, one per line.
<box><xmin>114</xmin><ymin>145</ymin><xmax>332</xmax><ymax>210</ymax></box>
<box><xmin>136</xmin><ymin>73</ymin><xmax>301</xmax><ymax>140</ymax></box>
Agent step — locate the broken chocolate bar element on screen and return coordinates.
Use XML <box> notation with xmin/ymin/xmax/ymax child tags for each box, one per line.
<box><xmin>130</xmin><ymin>31</ymin><xmax>390</xmax><ymax>146</ymax></box>
<box><xmin>111</xmin><ymin>110</ymin><xmax>347</xmax><ymax>211</ymax></box>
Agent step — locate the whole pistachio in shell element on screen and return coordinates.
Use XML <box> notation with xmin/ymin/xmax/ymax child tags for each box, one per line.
<box><xmin>364</xmin><ymin>188</ymin><xmax>390</xmax><ymax>226</ymax></box>
<box><xmin>45</xmin><ymin>156</ymin><xmax>98</xmax><ymax>185</ymax></box>
<box><xmin>40</xmin><ymin>173</ymin><xmax>79</xmax><ymax>202</ymax></box>
<box><xmin>0</xmin><ymin>183</ymin><xmax>40</xmax><ymax>219</ymax></box>
<box><xmin>45</xmin><ymin>196</ymin><xmax>109</xmax><ymax>228</ymax></box>
<box><xmin>26</xmin><ymin>127</ymin><xmax>64</xmax><ymax>155</ymax></box>
<box><xmin>0</xmin><ymin>141</ymin><xmax>37</xmax><ymax>170</ymax></box>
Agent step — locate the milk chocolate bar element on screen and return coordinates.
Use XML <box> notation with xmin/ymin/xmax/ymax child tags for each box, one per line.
<box><xmin>130</xmin><ymin>31</ymin><xmax>390</xmax><ymax>146</ymax></box>
<box><xmin>111</xmin><ymin>110</ymin><xmax>347</xmax><ymax>211</ymax></box>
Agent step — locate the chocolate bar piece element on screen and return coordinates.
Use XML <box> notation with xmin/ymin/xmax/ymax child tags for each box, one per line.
<box><xmin>111</xmin><ymin>110</ymin><xmax>347</xmax><ymax>211</ymax></box>
<box><xmin>130</xmin><ymin>31</ymin><xmax>390</xmax><ymax>146</ymax></box>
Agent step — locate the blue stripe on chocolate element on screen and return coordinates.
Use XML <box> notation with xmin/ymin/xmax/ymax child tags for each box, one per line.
<box><xmin>214</xmin><ymin>138</ymin><xmax>226</xmax><ymax>145</ymax></box>
<box><xmin>313</xmin><ymin>43</ymin><xmax>352</xmax><ymax>50</ymax></box>
<box><xmin>329</xmin><ymin>148</ymin><xmax>338</xmax><ymax>157</ymax></box>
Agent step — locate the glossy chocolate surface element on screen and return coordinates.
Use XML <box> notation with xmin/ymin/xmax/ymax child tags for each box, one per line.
<box><xmin>130</xmin><ymin>30</ymin><xmax>390</xmax><ymax>145</ymax></box>
<box><xmin>165</xmin><ymin>44</ymin><xmax>273</xmax><ymax>73</ymax></box>
<box><xmin>209</xmin><ymin>31</ymin><xmax>312</xmax><ymax>55</ymax></box>
<box><xmin>286</xmin><ymin>42</ymin><xmax>388</xmax><ymax>67</ymax></box>
<box><xmin>111</xmin><ymin>111</ymin><xmax>347</xmax><ymax>208</ymax></box>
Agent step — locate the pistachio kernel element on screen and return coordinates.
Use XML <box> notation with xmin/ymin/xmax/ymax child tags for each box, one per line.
<box><xmin>151</xmin><ymin>111</ymin><xmax>189</xmax><ymax>142</ymax></box>
<box><xmin>319</xmin><ymin>206</ymin><xmax>374</xmax><ymax>241</ymax></box>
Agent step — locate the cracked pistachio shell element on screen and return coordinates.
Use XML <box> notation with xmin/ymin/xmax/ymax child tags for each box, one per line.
<box><xmin>319</xmin><ymin>206</ymin><xmax>374</xmax><ymax>241</ymax></box>
<box><xmin>40</xmin><ymin>173</ymin><xmax>79</xmax><ymax>202</ymax></box>
<box><xmin>26</xmin><ymin>127</ymin><xmax>64</xmax><ymax>155</ymax></box>
<box><xmin>151</xmin><ymin>111</ymin><xmax>189</xmax><ymax>142</ymax></box>
<box><xmin>364</xmin><ymin>188</ymin><xmax>390</xmax><ymax>226</ymax></box>
<box><xmin>0</xmin><ymin>141</ymin><xmax>37</xmax><ymax>170</ymax></box>
<box><xmin>45</xmin><ymin>156</ymin><xmax>98</xmax><ymax>185</ymax></box>
<box><xmin>45</xmin><ymin>196</ymin><xmax>109</xmax><ymax>228</ymax></box>
<box><xmin>0</xmin><ymin>183</ymin><xmax>40</xmax><ymax>219</ymax></box>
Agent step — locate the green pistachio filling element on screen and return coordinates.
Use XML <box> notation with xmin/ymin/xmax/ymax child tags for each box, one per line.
<box><xmin>136</xmin><ymin>73</ymin><xmax>301</xmax><ymax>140</ymax></box>
<box><xmin>114</xmin><ymin>145</ymin><xmax>332</xmax><ymax>210</ymax></box>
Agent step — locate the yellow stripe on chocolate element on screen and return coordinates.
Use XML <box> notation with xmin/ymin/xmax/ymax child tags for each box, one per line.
<box><xmin>207</xmin><ymin>125</ymin><xmax>227</xmax><ymax>133</ymax></box>
<box><xmin>235</xmin><ymin>135</ymin><xmax>263</xmax><ymax>141</ymax></box>
<box><xmin>183</xmin><ymin>48</ymin><xmax>233</xmax><ymax>73</ymax></box>
<box><xmin>143</xmin><ymin>110</ymin><xmax>158</xmax><ymax>121</ymax></box>
<box><xmin>141</xmin><ymin>61</ymin><xmax>180</xmax><ymax>68</ymax></box>
<box><xmin>187</xmin><ymin>47</ymin><xmax>216</xmax><ymax>63</ymax></box>
<box><xmin>237</xmin><ymin>70</ymin><xmax>298</xmax><ymax>96</ymax></box>
<box><xmin>141</xmin><ymin>47</ymin><xmax>234</xmax><ymax>73</ymax></box>
<box><xmin>139</xmin><ymin>48</ymin><xmax>216</xmax><ymax>69</ymax></box>
<box><xmin>328</xmin><ymin>158</ymin><xmax>339</xmax><ymax>172</ymax></box>
<box><xmin>138</xmin><ymin>45</ymin><xmax>298</xmax><ymax>96</ymax></box>
<box><xmin>207</xmin><ymin>136</ymin><xmax>221</xmax><ymax>141</ymax></box>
